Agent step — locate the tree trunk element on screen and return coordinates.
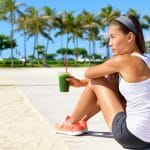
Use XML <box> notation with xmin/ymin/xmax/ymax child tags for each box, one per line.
<box><xmin>75</xmin><ymin>37</ymin><xmax>79</xmax><ymax>66</ymax></box>
<box><xmin>32</xmin><ymin>35</ymin><xmax>38</xmax><ymax>66</ymax></box>
<box><xmin>43</xmin><ymin>30</ymin><xmax>51</xmax><ymax>66</ymax></box>
<box><xmin>10</xmin><ymin>12</ymin><xmax>14</xmax><ymax>68</ymax></box>
<box><xmin>23</xmin><ymin>30</ymin><xmax>27</xmax><ymax>66</ymax></box>
<box><xmin>88</xmin><ymin>40</ymin><xmax>91</xmax><ymax>66</ymax></box>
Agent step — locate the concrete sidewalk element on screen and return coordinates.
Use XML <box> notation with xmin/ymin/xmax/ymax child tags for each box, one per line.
<box><xmin>0</xmin><ymin>68</ymin><xmax>123</xmax><ymax>150</ymax></box>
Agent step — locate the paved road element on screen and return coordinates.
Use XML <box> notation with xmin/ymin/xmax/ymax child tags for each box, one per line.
<box><xmin>0</xmin><ymin>68</ymin><xmax>123</xmax><ymax>150</ymax></box>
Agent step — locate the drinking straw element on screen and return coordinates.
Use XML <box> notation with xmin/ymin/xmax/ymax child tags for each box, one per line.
<box><xmin>65</xmin><ymin>54</ymin><xmax>68</xmax><ymax>73</ymax></box>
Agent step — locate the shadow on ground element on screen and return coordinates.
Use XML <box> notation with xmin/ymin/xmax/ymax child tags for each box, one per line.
<box><xmin>81</xmin><ymin>131</ymin><xmax>113</xmax><ymax>138</ymax></box>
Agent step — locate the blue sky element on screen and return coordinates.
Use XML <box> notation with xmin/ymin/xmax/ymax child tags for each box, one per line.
<box><xmin>24</xmin><ymin>0</ymin><xmax>150</xmax><ymax>15</ymax></box>
<box><xmin>0</xmin><ymin>0</ymin><xmax>150</xmax><ymax>58</ymax></box>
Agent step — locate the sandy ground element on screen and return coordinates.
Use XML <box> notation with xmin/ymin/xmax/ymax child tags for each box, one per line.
<box><xmin>0</xmin><ymin>77</ymin><xmax>68</xmax><ymax>150</ymax></box>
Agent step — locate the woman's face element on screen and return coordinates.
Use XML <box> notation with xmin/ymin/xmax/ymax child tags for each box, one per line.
<box><xmin>108</xmin><ymin>25</ymin><xmax>130</xmax><ymax>56</ymax></box>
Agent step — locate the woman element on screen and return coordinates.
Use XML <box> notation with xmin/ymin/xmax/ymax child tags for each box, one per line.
<box><xmin>54</xmin><ymin>14</ymin><xmax>150</xmax><ymax>149</ymax></box>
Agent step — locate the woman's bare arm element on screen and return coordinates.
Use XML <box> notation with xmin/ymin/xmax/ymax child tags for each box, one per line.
<box><xmin>85</xmin><ymin>56</ymin><xmax>122</xmax><ymax>79</ymax></box>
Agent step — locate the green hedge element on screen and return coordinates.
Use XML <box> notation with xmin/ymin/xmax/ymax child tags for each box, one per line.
<box><xmin>2</xmin><ymin>59</ymin><xmax>23</xmax><ymax>65</ymax></box>
<box><xmin>0</xmin><ymin>59</ymin><xmax>105</xmax><ymax>67</ymax></box>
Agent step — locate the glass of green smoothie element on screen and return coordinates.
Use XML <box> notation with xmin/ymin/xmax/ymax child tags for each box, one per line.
<box><xmin>58</xmin><ymin>72</ymin><xmax>72</xmax><ymax>92</ymax></box>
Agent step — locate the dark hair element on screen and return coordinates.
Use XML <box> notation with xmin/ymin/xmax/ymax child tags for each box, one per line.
<box><xmin>109</xmin><ymin>14</ymin><xmax>145</xmax><ymax>54</ymax></box>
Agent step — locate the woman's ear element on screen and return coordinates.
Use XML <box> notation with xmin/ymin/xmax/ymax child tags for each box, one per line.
<box><xmin>128</xmin><ymin>32</ymin><xmax>135</xmax><ymax>44</ymax></box>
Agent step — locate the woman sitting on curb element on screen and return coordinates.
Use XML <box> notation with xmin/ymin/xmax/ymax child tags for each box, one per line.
<box><xmin>54</xmin><ymin>14</ymin><xmax>150</xmax><ymax>149</ymax></box>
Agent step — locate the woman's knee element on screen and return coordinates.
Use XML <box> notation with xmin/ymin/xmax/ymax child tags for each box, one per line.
<box><xmin>89</xmin><ymin>77</ymin><xmax>122</xmax><ymax>96</ymax></box>
<box><xmin>86</xmin><ymin>77</ymin><xmax>112</xmax><ymax>92</ymax></box>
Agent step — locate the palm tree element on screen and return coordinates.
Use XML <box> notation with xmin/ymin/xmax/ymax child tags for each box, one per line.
<box><xmin>0</xmin><ymin>0</ymin><xmax>25</xmax><ymax>67</ymax></box>
<box><xmin>143</xmin><ymin>15</ymin><xmax>150</xmax><ymax>35</ymax></box>
<box><xmin>127</xmin><ymin>8</ymin><xmax>149</xmax><ymax>32</ymax></box>
<box><xmin>88</xmin><ymin>27</ymin><xmax>100</xmax><ymax>57</ymax></box>
<box><xmin>54</xmin><ymin>12</ymin><xmax>64</xmax><ymax>48</ymax></box>
<box><xmin>127</xmin><ymin>9</ymin><xmax>150</xmax><ymax>51</ymax></box>
<box><xmin>42</xmin><ymin>6</ymin><xmax>55</xmax><ymax>57</ymax></box>
<box><xmin>35</xmin><ymin>45</ymin><xmax>45</xmax><ymax>64</ymax></box>
<box><xmin>56</xmin><ymin>11</ymin><xmax>75</xmax><ymax>48</ymax></box>
<box><xmin>143</xmin><ymin>15</ymin><xmax>150</xmax><ymax>30</ymax></box>
<box><xmin>143</xmin><ymin>15</ymin><xmax>150</xmax><ymax>54</ymax></box>
<box><xmin>98</xmin><ymin>5</ymin><xmax>120</xmax><ymax>58</ymax></box>
<box><xmin>70</xmin><ymin>13</ymin><xmax>84</xmax><ymax>65</ymax></box>
<box><xmin>24</xmin><ymin>6</ymin><xmax>51</xmax><ymax>66</ymax></box>
<box><xmin>55</xmin><ymin>11</ymin><xmax>75</xmax><ymax>62</ymax></box>
<box><xmin>79</xmin><ymin>10</ymin><xmax>100</xmax><ymax>64</ymax></box>
<box><xmin>127</xmin><ymin>8</ymin><xmax>140</xmax><ymax>19</ymax></box>
<box><xmin>41</xmin><ymin>6</ymin><xmax>56</xmax><ymax>66</ymax></box>
<box><xmin>15</xmin><ymin>13</ymin><xmax>28</xmax><ymax>66</ymax></box>
<box><xmin>0</xmin><ymin>1</ymin><xmax>7</xmax><ymax>21</ymax></box>
<box><xmin>72</xmin><ymin>14</ymin><xmax>84</xmax><ymax>48</ymax></box>
<box><xmin>99</xmin><ymin>5</ymin><xmax>120</xmax><ymax>26</ymax></box>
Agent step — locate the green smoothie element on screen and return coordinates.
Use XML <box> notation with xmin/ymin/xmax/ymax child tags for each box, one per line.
<box><xmin>58</xmin><ymin>73</ymin><xmax>71</xmax><ymax>92</ymax></box>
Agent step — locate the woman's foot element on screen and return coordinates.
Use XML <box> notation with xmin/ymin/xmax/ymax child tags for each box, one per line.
<box><xmin>54</xmin><ymin>116</ymin><xmax>88</xmax><ymax>136</ymax></box>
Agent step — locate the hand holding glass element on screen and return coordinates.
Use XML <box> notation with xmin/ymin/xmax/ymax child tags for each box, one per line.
<box><xmin>58</xmin><ymin>72</ymin><xmax>72</xmax><ymax>92</ymax></box>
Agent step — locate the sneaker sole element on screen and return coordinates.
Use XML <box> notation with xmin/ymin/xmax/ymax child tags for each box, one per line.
<box><xmin>54</xmin><ymin>129</ymin><xmax>88</xmax><ymax>136</ymax></box>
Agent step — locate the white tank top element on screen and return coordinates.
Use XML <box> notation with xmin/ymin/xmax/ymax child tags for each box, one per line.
<box><xmin>119</xmin><ymin>53</ymin><xmax>150</xmax><ymax>142</ymax></box>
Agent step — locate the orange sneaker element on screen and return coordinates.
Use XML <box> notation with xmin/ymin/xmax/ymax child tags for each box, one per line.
<box><xmin>79</xmin><ymin>120</ymin><xmax>88</xmax><ymax>133</ymax></box>
<box><xmin>54</xmin><ymin>116</ymin><xmax>88</xmax><ymax>136</ymax></box>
